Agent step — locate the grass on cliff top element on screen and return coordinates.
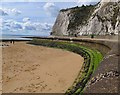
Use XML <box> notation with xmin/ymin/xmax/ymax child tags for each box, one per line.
<box><xmin>28</xmin><ymin>39</ymin><xmax>103</xmax><ymax>94</ymax></box>
<box><xmin>60</xmin><ymin>5</ymin><xmax>95</xmax><ymax>34</ymax></box>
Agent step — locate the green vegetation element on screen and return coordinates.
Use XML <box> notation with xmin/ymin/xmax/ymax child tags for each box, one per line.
<box><xmin>111</xmin><ymin>6</ymin><xmax>119</xmax><ymax>30</ymax></box>
<box><xmin>62</xmin><ymin>5</ymin><xmax>95</xmax><ymax>33</ymax></box>
<box><xmin>91</xmin><ymin>34</ymin><xmax>95</xmax><ymax>38</ymax></box>
<box><xmin>66</xmin><ymin>44</ymin><xmax>103</xmax><ymax>95</ymax></box>
<box><xmin>28</xmin><ymin>39</ymin><xmax>103</xmax><ymax>95</ymax></box>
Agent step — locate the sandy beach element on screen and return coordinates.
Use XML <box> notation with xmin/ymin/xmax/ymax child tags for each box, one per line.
<box><xmin>2</xmin><ymin>42</ymin><xmax>84</xmax><ymax>93</ymax></box>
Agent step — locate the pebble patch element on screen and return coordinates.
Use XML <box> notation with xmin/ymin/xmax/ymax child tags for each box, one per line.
<box><xmin>86</xmin><ymin>70</ymin><xmax>119</xmax><ymax>87</ymax></box>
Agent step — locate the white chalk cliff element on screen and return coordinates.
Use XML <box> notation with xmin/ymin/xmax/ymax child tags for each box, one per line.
<box><xmin>52</xmin><ymin>0</ymin><xmax>120</xmax><ymax>36</ymax></box>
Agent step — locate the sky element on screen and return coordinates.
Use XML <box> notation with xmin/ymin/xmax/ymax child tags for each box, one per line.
<box><xmin>0</xmin><ymin>0</ymin><xmax>100</xmax><ymax>36</ymax></box>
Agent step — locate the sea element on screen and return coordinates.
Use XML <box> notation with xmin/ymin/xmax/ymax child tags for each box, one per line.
<box><xmin>0</xmin><ymin>34</ymin><xmax>48</xmax><ymax>40</ymax></box>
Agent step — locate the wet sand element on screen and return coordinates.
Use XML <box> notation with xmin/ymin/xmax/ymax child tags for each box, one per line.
<box><xmin>2</xmin><ymin>42</ymin><xmax>84</xmax><ymax>93</ymax></box>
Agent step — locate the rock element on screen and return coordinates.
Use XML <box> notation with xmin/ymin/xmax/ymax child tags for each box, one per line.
<box><xmin>52</xmin><ymin>0</ymin><xmax>120</xmax><ymax>36</ymax></box>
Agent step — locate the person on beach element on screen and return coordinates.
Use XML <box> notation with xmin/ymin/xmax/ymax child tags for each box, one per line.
<box><xmin>13</xmin><ymin>40</ymin><xmax>15</xmax><ymax>44</ymax></box>
<box><xmin>10</xmin><ymin>40</ymin><xmax>12</xmax><ymax>44</ymax></box>
<box><xmin>10</xmin><ymin>40</ymin><xmax>15</xmax><ymax>44</ymax></box>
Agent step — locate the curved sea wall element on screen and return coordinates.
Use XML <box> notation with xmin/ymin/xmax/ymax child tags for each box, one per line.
<box><xmin>28</xmin><ymin>37</ymin><xmax>119</xmax><ymax>94</ymax></box>
<box><xmin>82</xmin><ymin>39</ymin><xmax>119</xmax><ymax>93</ymax></box>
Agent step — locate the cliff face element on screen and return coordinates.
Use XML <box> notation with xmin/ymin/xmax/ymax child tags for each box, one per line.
<box><xmin>52</xmin><ymin>10</ymin><xmax>71</xmax><ymax>36</ymax></box>
<box><xmin>52</xmin><ymin>0</ymin><xmax>120</xmax><ymax>36</ymax></box>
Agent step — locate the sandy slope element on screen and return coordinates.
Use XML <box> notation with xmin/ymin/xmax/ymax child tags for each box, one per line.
<box><xmin>2</xmin><ymin>42</ymin><xmax>84</xmax><ymax>93</ymax></box>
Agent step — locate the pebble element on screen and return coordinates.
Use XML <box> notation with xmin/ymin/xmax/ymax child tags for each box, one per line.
<box><xmin>87</xmin><ymin>70</ymin><xmax>119</xmax><ymax>87</ymax></box>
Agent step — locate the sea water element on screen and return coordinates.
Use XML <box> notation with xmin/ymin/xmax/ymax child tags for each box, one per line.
<box><xmin>1</xmin><ymin>34</ymin><xmax>34</xmax><ymax>40</ymax></box>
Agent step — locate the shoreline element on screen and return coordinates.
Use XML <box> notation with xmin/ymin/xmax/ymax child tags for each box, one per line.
<box><xmin>1</xmin><ymin>36</ymin><xmax>118</xmax><ymax>93</ymax></box>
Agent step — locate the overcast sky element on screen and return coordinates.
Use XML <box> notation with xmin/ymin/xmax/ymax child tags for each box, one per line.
<box><xmin>0</xmin><ymin>0</ymin><xmax>100</xmax><ymax>36</ymax></box>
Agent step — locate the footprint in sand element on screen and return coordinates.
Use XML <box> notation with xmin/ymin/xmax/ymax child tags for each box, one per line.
<box><xmin>19</xmin><ymin>87</ymin><xmax>24</xmax><ymax>91</ymax></box>
<box><xmin>36</xmin><ymin>76</ymin><xmax>40</xmax><ymax>79</ymax></box>
<box><xmin>48</xmin><ymin>88</ymin><xmax>52</xmax><ymax>91</ymax></box>
<box><xmin>46</xmin><ymin>73</ymin><xmax>52</xmax><ymax>76</ymax></box>
<box><xmin>6</xmin><ymin>76</ymin><xmax>11</xmax><ymax>82</ymax></box>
